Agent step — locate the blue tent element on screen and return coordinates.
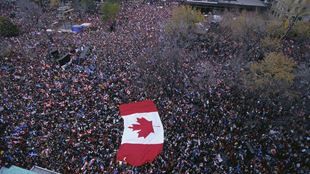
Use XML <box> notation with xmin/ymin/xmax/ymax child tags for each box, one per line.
<box><xmin>71</xmin><ymin>25</ymin><xmax>84</xmax><ymax>33</ymax></box>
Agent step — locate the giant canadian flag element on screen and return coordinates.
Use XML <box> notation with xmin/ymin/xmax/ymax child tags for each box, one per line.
<box><xmin>117</xmin><ymin>100</ymin><xmax>164</xmax><ymax>166</ymax></box>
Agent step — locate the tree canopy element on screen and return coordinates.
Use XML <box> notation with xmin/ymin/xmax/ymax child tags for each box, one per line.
<box><xmin>165</xmin><ymin>5</ymin><xmax>204</xmax><ymax>36</ymax></box>
<box><xmin>0</xmin><ymin>16</ymin><xmax>19</xmax><ymax>37</ymax></box>
<box><xmin>100</xmin><ymin>1</ymin><xmax>121</xmax><ymax>22</ymax></box>
<box><xmin>244</xmin><ymin>52</ymin><xmax>297</xmax><ymax>97</ymax></box>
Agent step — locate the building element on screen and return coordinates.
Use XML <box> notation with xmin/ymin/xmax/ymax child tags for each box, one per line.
<box><xmin>184</xmin><ymin>0</ymin><xmax>271</xmax><ymax>11</ymax></box>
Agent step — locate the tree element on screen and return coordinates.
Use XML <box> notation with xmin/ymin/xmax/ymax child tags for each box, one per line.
<box><xmin>272</xmin><ymin>0</ymin><xmax>309</xmax><ymax>18</ymax></box>
<box><xmin>165</xmin><ymin>5</ymin><xmax>204</xmax><ymax>37</ymax></box>
<box><xmin>261</xmin><ymin>36</ymin><xmax>281</xmax><ymax>52</ymax></box>
<box><xmin>0</xmin><ymin>16</ymin><xmax>19</xmax><ymax>37</ymax></box>
<box><xmin>80</xmin><ymin>0</ymin><xmax>96</xmax><ymax>13</ymax></box>
<box><xmin>266</xmin><ymin>19</ymin><xmax>286</xmax><ymax>38</ymax></box>
<box><xmin>50</xmin><ymin>0</ymin><xmax>60</xmax><ymax>8</ymax></box>
<box><xmin>272</xmin><ymin>0</ymin><xmax>310</xmax><ymax>39</ymax></box>
<box><xmin>288</xmin><ymin>21</ymin><xmax>310</xmax><ymax>39</ymax></box>
<box><xmin>220</xmin><ymin>11</ymin><xmax>266</xmax><ymax>40</ymax></box>
<box><xmin>244</xmin><ymin>52</ymin><xmax>297</xmax><ymax>98</ymax></box>
<box><xmin>134</xmin><ymin>32</ymin><xmax>194</xmax><ymax>97</ymax></box>
<box><xmin>100</xmin><ymin>1</ymin><xmax>120</xmax><ymax>22</ymax></box>
<box><xmin>31</xmin><ymin>0</ymin><xmax>51</xmax><ymax>9</ymax></box>
<box><xmin>219</xmin><ymin>11</ymin><xmax>267</xmax><ymax>61</ymax></box>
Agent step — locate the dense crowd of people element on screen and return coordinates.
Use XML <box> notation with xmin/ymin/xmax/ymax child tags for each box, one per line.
<box><xmin>0</xmin><ymin>1</ymin><xmax>309</xmax><ymax>173</ymax></box>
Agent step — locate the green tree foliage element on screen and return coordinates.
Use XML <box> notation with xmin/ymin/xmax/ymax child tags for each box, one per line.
<box><xmin>165</xmin><ymin>5</ymin><xmax>204</xmax><ymax>36</ymax></box>
<box><xmin>272</xmin><ymin>0</ymin><xmax>309</xmax><ymax>19</ymax></box>
<box><xmin>266</xmin><ymin>19</ymin><xmax>286</xmax><ymax>38</ymax></box>
<box><xmin>49</xmin><ymin>0</ymin><xmax>60</xmax><ymax>8</ymax></box>
<box><xmin>0</xmin><ymin>16</ymin><xmax>19</xmax><ymax>37</ymax></box>
<box><xmin>244</xmin><ymin>52</ymin><xmax>297</xmax><ymax>97</ymax></box>
<box><xmin>272</xmin><ymin>0</ymin><xmax>310</xmax><ymax>39</ymax></box>
<box><xmin>266</xmin><ymin>19</ymin><xmax>310</xmax><ymax>39</ymax></box>
<box><xmin>288</xmin><ymin>21</ymin><xmax>310</xmax><ymax>39</ymax></box>
<box><xmin>100</xmin><ymin>1</ymin><xmax>120</xmax><ymax>22</ymax></box>
<box><xmin>261</xmin><ymin>36</ymin><xmax>281</xmax><ymax>52</ymax></box>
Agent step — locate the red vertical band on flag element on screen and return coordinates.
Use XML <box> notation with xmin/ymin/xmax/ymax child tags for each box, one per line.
<box><xmin>119</xmin><ymin>100</ymin><xmax>158</xmax><ymax>116</ymax></box>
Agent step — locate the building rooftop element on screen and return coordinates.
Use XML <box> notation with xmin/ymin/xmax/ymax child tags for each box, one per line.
<box><xmin>185</xmin><ymin>0</ymin><xmax>268</xmax><ymax>8</ymax></box>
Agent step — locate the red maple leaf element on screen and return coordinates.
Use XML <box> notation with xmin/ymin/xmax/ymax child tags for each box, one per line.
<box><xmin>129</xmin><ymin>117</ymin><xmax>154</xmax><ymax>138</ymax></box>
